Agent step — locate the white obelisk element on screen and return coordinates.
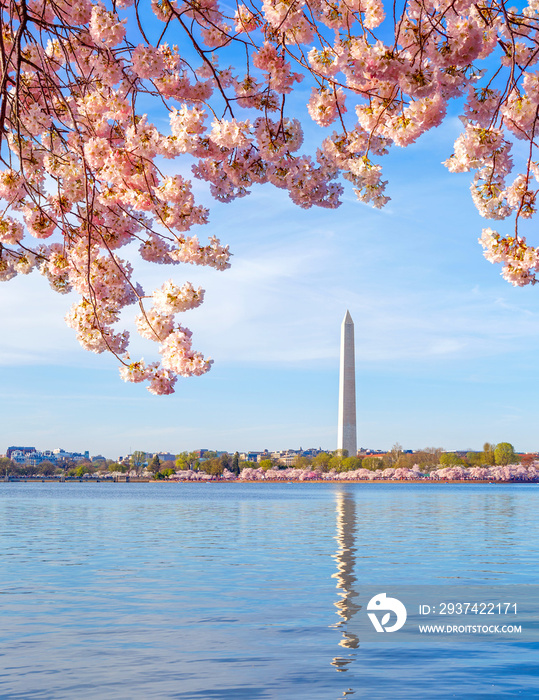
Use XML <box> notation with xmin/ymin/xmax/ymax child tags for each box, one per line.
<box><xmin>337</xmin><ymin>310</ymin><xmax>357</xmax><ymax>457</ymax></box>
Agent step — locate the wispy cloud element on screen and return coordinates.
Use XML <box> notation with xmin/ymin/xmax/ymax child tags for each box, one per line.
<box><xmin>3</xmin><ymin>182</ymin><xmax>539</xmax><ymax>374</ymax></box>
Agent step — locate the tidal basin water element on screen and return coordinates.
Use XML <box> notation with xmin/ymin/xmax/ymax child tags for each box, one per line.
<box><xmin>1</xmin><ymin>483</ymin><xmax>538</xmax><ymax>699</ymax></box>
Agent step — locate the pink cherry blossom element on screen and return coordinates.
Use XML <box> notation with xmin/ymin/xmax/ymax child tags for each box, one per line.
<box><xmin>1</xmin><ymin>0</ymin><xmax>539</xmax><ymax>393</ymax></box>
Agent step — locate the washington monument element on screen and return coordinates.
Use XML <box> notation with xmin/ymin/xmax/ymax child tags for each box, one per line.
<box><xmin>337</xmin><ymin>311</ymin><xmax>357</xmax><ymax>457</ymax></box>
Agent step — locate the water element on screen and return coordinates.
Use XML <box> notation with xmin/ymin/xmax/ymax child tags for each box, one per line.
<box><xmin>0</xmin><ymin>483</ymin><xmax>538</xmax><ymax>699</ymax></box>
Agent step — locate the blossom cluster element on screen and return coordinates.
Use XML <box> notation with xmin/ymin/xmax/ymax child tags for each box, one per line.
<box><xmin>479</xmin><ymin>228</ymin><xmax>539</xmax><ymax>286</ymax></box>
<box><xmin>1</xmin><ymin>0</ymin><xmax>539</xmax><ymax>391</ymax></box>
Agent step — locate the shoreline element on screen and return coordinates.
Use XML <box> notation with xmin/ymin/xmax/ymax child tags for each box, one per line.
<box><xmin>2</xmin><ymin>478</ymin><xmax>537</xmax><ymax>485</ymax></box>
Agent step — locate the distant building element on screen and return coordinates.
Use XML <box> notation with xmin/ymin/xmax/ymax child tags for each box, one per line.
<box><xmin>8</xmin><ymin>447</ymin><xmax>89</xmax><ymax>465</ymax></box>
<box><xmin>156</xmin><ymin>452</ymin><xmax>175</xmax><ymax>462</ymax></box>
<box><xmin>240</xmin><ymin>452</ymin><xmax>262</xmax><ymax>462</ymax></box>
<box><xmin>301</xmin><ymin>448</ymin><xmax>322</xmax><ymax>458</ymax></box>
<box><xmin>11</xmin><ymin>450</ymin><xmax>54</xmax><ymax>466</ymax></box>
<box><xmin>6</xmin><ymin>446</ymin><xmax>35</xmax><ymax>460</ymax></box>
<box><xmin>54</xmin><ymin>450</ymin><xmax>80</xmax><ymax>462</ymax></box>
<box><xmin>10</xmin><ymin>450</ymin><xmax>32</xmax><ymax>465</ymax></box>
<box><xmin>238</xmin><ymin>448</ymin><xmax>324</xmax><ymax>465</ymax></box>
<box><xmin>271</xmin><ymin>450</ymin><xmax>301</xmax><ymax>466</ymax></box>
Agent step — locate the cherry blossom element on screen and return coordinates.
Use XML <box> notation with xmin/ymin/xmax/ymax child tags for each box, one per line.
<box><xmin>2</xmin><ymin>0</ymin><xmax>539</xmax><ymax>392</ymax></box>
<box><xmin>229</xmin><ymin>463</ymin><xmax>539</xmax><ymax>482</ymax></box>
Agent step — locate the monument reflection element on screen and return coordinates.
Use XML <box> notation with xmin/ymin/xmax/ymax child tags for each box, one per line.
<box><xmin>331</xmin><ymin>488</ymin><xmax>360</xmax><ymax>672</ymax></box>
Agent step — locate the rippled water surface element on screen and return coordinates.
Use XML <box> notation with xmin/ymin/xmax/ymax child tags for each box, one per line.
<box><xmin>1</xmin><ymin>483</ymin><xmax>538</xmax><ymax>699</ymax></box>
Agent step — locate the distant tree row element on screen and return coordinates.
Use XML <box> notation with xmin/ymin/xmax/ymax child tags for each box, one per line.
<box><xmin>437</xmin><ymin>443</ymin><xmax>518</xmax><ymax>469</ymax></box>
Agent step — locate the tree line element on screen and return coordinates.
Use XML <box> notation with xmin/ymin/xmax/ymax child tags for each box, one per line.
<box><xmin>1</xmin><ymin>442</ymin><xmax>526</xmax><ymax>479</ymax></box>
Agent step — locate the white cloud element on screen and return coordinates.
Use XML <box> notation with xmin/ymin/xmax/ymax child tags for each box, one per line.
<box><xmin>3</xmin><ymin>180</ymin><xmax>539</xmax><ymax>375</ymax></box>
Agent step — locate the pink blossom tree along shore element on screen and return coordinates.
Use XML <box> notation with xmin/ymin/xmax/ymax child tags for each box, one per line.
<box><xmin>170</xmin><ymin>463</ymin><xmax>539</xmax><ymax>481</ymax></box>
<box><xmin>1</xmin><ymin>0</ymin><xmax>538</xmax><ymax>393</ymax></box>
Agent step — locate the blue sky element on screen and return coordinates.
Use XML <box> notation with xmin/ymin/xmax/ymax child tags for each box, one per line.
<box><xmin>2</xmin><ymin>88</ymin><xmax>539</xmax><ymax>457</ymax></box>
